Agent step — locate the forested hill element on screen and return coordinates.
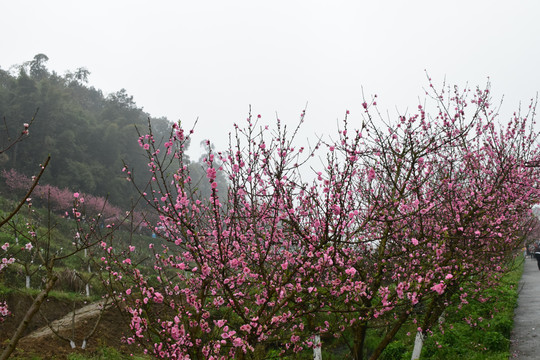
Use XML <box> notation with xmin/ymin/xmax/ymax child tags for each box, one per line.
<box><xmin>0</xmin><ymin>54</ymin><xmax>185</xmax><ymax>209</ymax></box>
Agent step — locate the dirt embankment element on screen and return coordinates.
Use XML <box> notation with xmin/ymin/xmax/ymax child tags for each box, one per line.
<box><xmin>0</xmin><ymin>292</ymin><xmax>137</xmax><ymax>359</ymax></box>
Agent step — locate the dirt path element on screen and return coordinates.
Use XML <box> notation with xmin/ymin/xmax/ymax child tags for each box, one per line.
<box><xmin>22</xmin><ymin>299</ymin><xmax>110</xmax><ymax>341</ymax></box>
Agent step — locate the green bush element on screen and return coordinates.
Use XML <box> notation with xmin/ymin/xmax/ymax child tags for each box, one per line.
<box><xmin>380</xmin><ymin>341</ymin><xmax>407</xmax><ymax>360</ymax></box>
<box><xmin>492</xmin><ymin>318</ymin><xmax>513</xmax><ymax>339</ymax></box>
<box><xmin>420</xmin><ymin>259</ymin><xmax>523</xmax><ymax>359</ymax></box>
<box><xmin>483</xmin><ymin>331</ymin><xmax>508</xmax><ymax>352</ymax></box>
<box><xmin>0</xmin><ymin>231</ymin><xmax>13</xmax><ymax>244</ymax></box>
<box><xmin>422</xmin><ymin>332</ymin><xmax>468</xmax><ymax>359</ymax></box>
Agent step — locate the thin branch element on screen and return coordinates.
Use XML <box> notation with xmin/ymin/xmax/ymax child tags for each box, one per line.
<box><xmin>0</xmin><ymin>156</ymin><xmax>50</xmax><ymax>228</ymax></box>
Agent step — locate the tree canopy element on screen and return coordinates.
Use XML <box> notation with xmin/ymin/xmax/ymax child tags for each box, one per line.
<box><xmin>0</xmin><ymin>55</ymin><xmax>183</xmax><ymax>209</ymax></box>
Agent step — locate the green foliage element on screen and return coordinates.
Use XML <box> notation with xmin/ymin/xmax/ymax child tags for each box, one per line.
<box><xmin>379</xmin><ymin>341</ymin><xmax>408</xmax><ymax>360</ymax></box>
<box><xmin>0</xmin><ymin>283</ymin><xmax>13</xmax><ymax>296</ymax></box>
<box><xmin>0</xmin><ymin>190</ymin><xmax>153</xmax><ymax>304</ymax></box>
<box><xmin>0</xmin><ymin>55</ymin><xmax>175</xmax><ymax>210</ymax></box>
<box><xmin>1</xmin><ymin>54</ymin><xmax>228</xmax><ymax>223</ymax></box>
<box><xmin>0</xmin><ymin>231</ymin><xmax>12</xmax><ymax>244</ymax></box>
<box><xmin>420</xmin><ymin>259</ymin><xmax>522</xmax><ymax>360</ymax></box>
<box><xmin>483</xmin><ymin>331</ymin><xmax>508</xmax><ymax>352</ymax></box>
<box><xmin>65</xmin><ymin>346</ymin><xmax>148</xmax><ymax>360</ymax></box>
<box><xmin>491</xmin><ymin>317</ymin><xmax>513</xmax><ymax>339</ymax></box>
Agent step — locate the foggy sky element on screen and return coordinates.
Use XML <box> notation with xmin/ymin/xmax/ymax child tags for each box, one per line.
<box><xmin>3</xmin><ymin>0</ymin><xmax>540</xmax><ymax>153</ymax></box>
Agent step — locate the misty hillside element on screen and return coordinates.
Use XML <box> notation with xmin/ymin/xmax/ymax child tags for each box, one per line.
<box><xmin>0</xmin><ymin>54</ymin><xmax>199</xmax><ymax>209</ymax></box>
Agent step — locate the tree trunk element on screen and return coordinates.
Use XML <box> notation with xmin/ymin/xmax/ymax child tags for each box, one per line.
<box><xmin>411</xmin><ymin>331</ymin><xmax>424</xmax><ymax>360</ymax></box>
<box><xmin>411</xmin><ymin>310</ymin><xmax>445</xmax><ymax>360</ymax></box>
<box><xmin>253</xmin><ymin>343</ymin><xmax>266</xmax><ymax>360</ymax></box>
<box><xmin>25</xmin><ymin>275</ymin><xmax>30</xmax><ymax>289</ymax></box>
<box><xmin>313</xmin><ymin>334</ymin><xmax>322</xmax><ymax>360</ymax></box>
<box><xmin>368</xmin><ymin>309</ymin><xmax>409</xmax><ymax>360</ymax></box>
<box><xmin>0</xmin><ymin>275</ymin><xmax>57</xmax><ymax>360</ymax></box>
<box><xmin>86</xmin><ymin>263</ymin><xmax>91</xmax><ymax>297</ymax></box>
<box><xmin>353</xmin><ymin>322</ymin><xmax>368</xmax><ymax>360</ymax></box>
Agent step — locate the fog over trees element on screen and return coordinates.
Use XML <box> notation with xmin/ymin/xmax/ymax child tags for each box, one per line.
<box><xmin>0</xmin><ymin>54</ymin><xmax>222</xmax><ymax>210</ymax></box>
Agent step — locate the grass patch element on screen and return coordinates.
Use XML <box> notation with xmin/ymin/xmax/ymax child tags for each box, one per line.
<box><xmin>67</xmin><ymin>346</ymin><xmax>149</xmax><ymax>360</ymax></box>
<box><xmin>418</xmin><ymin>258</ymin><xmax>523</xmax><ymax>360</ymax></box>
<box><xmin>2</xmin><ymin>285</ymin><xmax>100</xmax><ymax>303</ymax></box>
<box><xmin>9</xmin><ymin>346</ymin><xmax>149</xmax><ymax>360</ymax></box>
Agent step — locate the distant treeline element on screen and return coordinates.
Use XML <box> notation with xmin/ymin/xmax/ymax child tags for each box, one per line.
<box><xmin>0</xmin><ymin>53</ymin><xmax>219</xmax><ymax>209</ymax></box>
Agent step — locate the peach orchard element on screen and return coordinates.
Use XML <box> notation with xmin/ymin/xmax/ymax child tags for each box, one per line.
<box><xmin>3</xmin><ymin>80</ymin><xmax>540</xmax><ymax>360</ymax></box>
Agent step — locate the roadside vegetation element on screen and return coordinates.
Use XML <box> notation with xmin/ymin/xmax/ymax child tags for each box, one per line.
<box><xmin>1</xmin><ymin>223</ymin><xmax>523</xmax><ymax>360</ymax></box>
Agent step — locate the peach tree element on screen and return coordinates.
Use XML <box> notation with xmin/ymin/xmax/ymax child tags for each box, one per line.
<box><xmin>100</xmin><ymin>81</ymin><xmax>540</xmax><ymax>360</ymax></box>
